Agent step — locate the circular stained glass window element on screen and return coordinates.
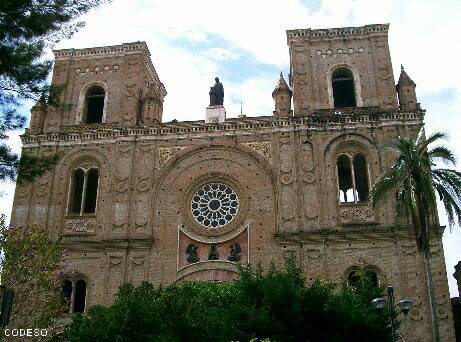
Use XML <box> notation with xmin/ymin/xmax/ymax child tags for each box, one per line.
<box><xmin>191</xmin><ymin>183</ymin><xmax>239</xmax><ymax>228</ymax></box>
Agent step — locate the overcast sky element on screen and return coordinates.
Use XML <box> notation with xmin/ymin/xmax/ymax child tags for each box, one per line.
<box><xmin>1</xmin><ymin>0</ymin><xmax>460</xmax><ymax>296</ymax></box>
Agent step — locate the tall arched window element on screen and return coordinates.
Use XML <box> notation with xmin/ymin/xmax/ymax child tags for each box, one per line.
<box><xmin>84</xmin><ymin>85</ymin><xmax>105</xmax><ymax>124</ymax></box>
<box><xmin>337</xmin><ymin>153</ymin><xmax>369</xmax><ymax>203</ymax></box>
<box><xmin>61</xmin><ymin>278</ymin><xmax>87</xmax><ymax>314</ymax></box>
<box><xmin>332</xmin><ymin>67</ymin><xmax>356</xmax><ymax>108</ymax></box>
<box><xmin>348</xmin><ymin>269</ymin><xmax>379</xmax><ymax>288</ymax></box>
<box><xmin>68</xmin><ymin>167</ymin><xmax>99</xmax><ymax>215</ymax></box>
<box><xmin>61</xmin><ymin>279</ymin><xmax>73</xmax><ymax>313</ymax></box>
<box><xmin>74</xmin><ymin>279</ymin><xmax>87</xmax><ymax>313</ymax></box>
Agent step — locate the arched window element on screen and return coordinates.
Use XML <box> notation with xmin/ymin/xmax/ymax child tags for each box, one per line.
<box><xmin>61</xmin><ymin>278</ymin><xmax>87</xmax><ymax>314</ymax></box>
<box><xmin>74</xmin><ymin>279</ymin><xmax>87</xmax><ymax>313</ymax></box>
<box><xmin>83</xmin><ymin>169</ymin><xmax>98</xmax><ymax>213</ymax></box>
<box><xmin>84</xmin><ymin>85</ymin><xmax>105</xmax><ymax>124</ymax></box>
<box><xmin>337</xmin><ymin>153</ymin><xmax>369</xmax><ymax>203</ymax></box>
<box><xmin>348</xmin><ymin>269</ymin><xmax>379</xmax><ymax>288</ymax></box>
<box><xmin>332</xmin><ymin>67</ymin><xmax>356</xmax><ymax>108</ymax></box>
<box><xmin>67</xmin><ymin>167</ymin><xmax>99</xmax><ymax>215</ymax></box>
<box><xmin>61</xmin><ymin>279</ymin><xmax>73</xmax><ymax>313</ymax></box>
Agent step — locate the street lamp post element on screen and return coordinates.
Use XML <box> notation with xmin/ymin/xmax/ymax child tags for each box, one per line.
<box><xmin>372</xmin><ymin>286</ymin><xmax>413</xmax><ymax>342</ymax></box>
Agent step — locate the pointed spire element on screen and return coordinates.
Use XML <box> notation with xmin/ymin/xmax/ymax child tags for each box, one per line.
<box><xmin>397</xmin><ymin>65</ymin><xmax>416</xmax><ymax>88</ymax></box>
<box><xmin>272</xmin><ymin>71</ymin><xmax>291</xmax><ymax>98</ymax></box>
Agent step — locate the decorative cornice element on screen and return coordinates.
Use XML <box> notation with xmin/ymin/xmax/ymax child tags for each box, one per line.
<box><xmin>53</xmin><ymin>42</ymin><xmax>150</xmax><ymax>59</ymax></box>
<box><xmin>274</xmin><ymin>224</ymin><xmax>445</xmax><ymax>243</ymax></box>
<box><xmin>53</xmin><ymin>42</ymin><xmax>165</xmax><ymax>90</ymax></box>
<box><xmin>21</xmin><ymin>109</ymin><xmax>424</xmax><ymax>145</ymax></box>
<box><xmin>287</xmin><ymin>24</ymin><xmax>389</xmax><ymax>44</ymax></box>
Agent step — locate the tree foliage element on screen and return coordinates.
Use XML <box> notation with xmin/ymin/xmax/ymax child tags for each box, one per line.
<box><xmin>64</xmin><ymin>260</ymin><xmax>392</xmax><ymax>342</ymax></box>
<box><xmin>0</xmin><ymin>216</ymin><xmax>65</xmax><ymax>334</ymax></box>
<box><xmin>369</xmin><ymin>127</ymin><xmax>461</xmax><ymax>342</ymax></box>
<box><xmin>0</xmin><ymin>0</ymin><xmax>107</xmax><ymax>183</ymax></box>
<box><xmin>369</xmin><ymin>128</ymin><xmax>461</xmax><ymax>250</ymax></box>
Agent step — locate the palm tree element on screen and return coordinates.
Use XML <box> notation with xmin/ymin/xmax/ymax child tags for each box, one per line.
<box><xmin>369</xmin><ymin>127</ymin><xmax>461</xmax><ymax>342</ymax></box>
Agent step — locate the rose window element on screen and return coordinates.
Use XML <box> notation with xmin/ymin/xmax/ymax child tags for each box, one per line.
<box><xmin>191</xmin><ymin>183</ymin><xmax>239</xmax><ymax>228</ymax></box>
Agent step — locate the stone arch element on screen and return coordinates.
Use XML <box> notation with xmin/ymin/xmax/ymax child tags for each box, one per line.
<box><xmin>153</xmin><ymin>143</ymin><xmax>277</xmax><ymax>282</ymax></box>
<box><xmin>176</xmin><ymin>261</ymin><xmax>239</xmax><ymax>283</ymax></box>
<box><xmin>321</xmin><ymin>133</ymin><xmax>381</xmax><ymax>223</ymax></box>
<box><xmin>52</xmin><ymin>148</ymin><xmax>109</xmax><ymax>235</ymax></box>
<box><xmin>75</xmin><ymin>81</ymin><xmax>109</xmax><ymax>124</ymax></box>
<box><xmin>327</xmin><ymin>64</ymin><xmax>363</xmax><ymax>108</ymax></box>
<box><xmin>156</xmin><ymin>143</ymin><xmax>275</xmax><ymax>187</ymax></box>
<box><xmin>343</xmin><ymin>264</ymin><xmax>383</xmax><ymax>287</ymax></box>
<box><xmin>60</xmin><ymin>271</ymin><xmax>88</xmax><ymax>313</ymax></box>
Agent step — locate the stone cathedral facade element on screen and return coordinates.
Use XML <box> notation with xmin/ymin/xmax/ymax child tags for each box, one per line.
<box><xmin>10</xmin><ymin>24</ymin><xmax>456</xmax><ymax>340</ymax></box>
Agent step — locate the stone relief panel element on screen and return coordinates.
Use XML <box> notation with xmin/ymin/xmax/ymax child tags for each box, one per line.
<box><xmin>29</xmin><ymin>147</ymin><xmax>56</xmax><ymax>225</ymax></box>
<box><xmin>315</xmin><ymin>47</ymin><xmax>365</xmax><ymax>58</ymax></box>
<box><xmin>65</xmin><ymin>217</ymin><xmax>97</xmax><ymax>234</ymax></box>
<box><xmin>372</xmin><ymin>39</ymin><xmax>398</xmax><ymax>109</ymax></box>
<box><xmin>132</xmin><ymin>143</ymin><xmax>154</xmax><ymax>237</ymax></box>
<box><xmin>108</xmin><ymin>255</ymin><xmax>125</xmax><ymax>302</ymax></box>
<box><xmin>158</xmin><ymin>146</ymin><xmax>186</xmax><ymax>167</ymax></box>
<box><xmin>428</xmin><ymin>242</ymin><xmax>455</xmax><ymax>335</ymax></box>
<box><xmin>303</xmin><ymin>244</ymin><xmax>323</xmax><ymax>283</ymax></box>
<box><xmin>339</xmin><ymin>206</ymin><xmax>375</xmax><ymax>224</ymax></box>
<box><xmin>122</xmin><ymin>55</ymin><xmax>141</xmax><ymax>126</ymax></box>
<box><xmin>278</xmin><ymin>135</ymin><xmax>296</xmax><ymax>233</ymax></box>
<box><xmin>242</xmin><ymin>141</ymin><xmax>272</xmax><ymax>163</ymax></box>
<box><xmin>11</xmin><ymin>180</ymin><xmax>33</xmax><ymax>226</ymax></box>
<box><xmin>300</xmin><ymin>138</ymin><xmax>318</xmax><ymax>228</ymax></box>
<box><xmin>397</xmin><ymin>241</ymin><xmax>428</xmax><ymax>338</ymax></box>
<box><xmin>130</xmin><ymin>255</ymin><xmax>147</xmax><ymax>286</ymax></box>
<box><xmin>110</xmin><ymin>143</ymin><xmax>132</xmax><ymax>236</ymax></box>
<box><xmin>75</xmin><ymin>64</ymin><xmax>119</xmax><ymax>77</ymax></box>
<box><xmin>292</xmin><ymin>45</ymin><xmax>310</xmax><ymax>114</ymax></box>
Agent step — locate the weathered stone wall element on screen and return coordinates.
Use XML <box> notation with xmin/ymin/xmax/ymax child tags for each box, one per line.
<box><xmin>10</xmin><ymin>115</ymin><xmax>456</xmax><ymax>341</ymax></box>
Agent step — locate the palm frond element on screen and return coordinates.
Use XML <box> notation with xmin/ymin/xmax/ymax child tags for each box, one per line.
<box><xmin>370</xmin><ymin>127</ymin><xmax>460</xmax><ymax>252</ymax></box>
<box><xmin>418</xmin><ymin>131</ymin><xmax>447</xmax><ymax>152</ymax></box>
<box><xmin>428</xmin><ymin>146</ymin><xmax>456</xmax><ymax>166</ymax></box>
<box><xmin>368</xmin><ymin>166</ymin><xmax>404</xmax><ymax>207</ymax></box>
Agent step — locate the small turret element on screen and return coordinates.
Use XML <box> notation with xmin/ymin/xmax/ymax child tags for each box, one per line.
<box><xmin>141</xmin><ymin>84</ymin><xmax>165</xmax><ymax>125</ymax></box>
<box><xmin>272</xmin><ymin>72</ymin><xmax>292</xmax><ymax>117</ymax></box>
<box><xmin>396</xmin><ymin>65</ymin><xmax>418</xmax><ymax>110</ymax></box>
<box><xmin>29</xmin><ymin>96</ymin><xmax>46</xmax><ymax>134</ymax></box>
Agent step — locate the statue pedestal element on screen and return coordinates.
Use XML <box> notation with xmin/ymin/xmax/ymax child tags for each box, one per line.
<box><xmin>206</xmin><ymin>105</ymin><xmax>226</xmax><ymax>123</ymax></box>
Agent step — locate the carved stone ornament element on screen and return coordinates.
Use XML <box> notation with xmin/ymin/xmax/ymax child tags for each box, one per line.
<box><xmin>339</xmin><ymin>206</ymin><xmax>375</xmax><ymax>224</ymax></box>
<box><xmin>159</xmin><ymin>146</ymin><xmax>186</xmax><ymax>167</ymax></box>
<box><xmin>228</xmin><ymin>243</ymin><xmax>241</xmax><ymax>262</ymax></box>
<box><xmin>75</xmin><ymin>64</ymin><xmax>119</xmax><ymax>77</ymax></box>
<box><xmin>186</xmin><ymin>244</ymin><xmax>199</xmax><ymax>263</ymax></box>
<box><xmin>208</xmin><ymin>244</ymin><xmax>219</xmax><ymax>260</ymax></box>
<box><xmin>242</xmin><ymin>141</ymin><xmax>272</xmax><ymax>163</ymax></box>
<box><xmin>65</xmin><ymin>218</ymin><xmax>96</xmax><ymax>233</ymax></box>
<box><xmin>315</xmin><ymin>47</ymin><xmax>364</xmax><ymax>58</ymax></box>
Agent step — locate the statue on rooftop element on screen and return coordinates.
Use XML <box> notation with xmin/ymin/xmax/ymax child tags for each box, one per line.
<box><xmin>209</xmin><ymin>77</ymin><xmax>224</xmax><ymax>106</ymax></box>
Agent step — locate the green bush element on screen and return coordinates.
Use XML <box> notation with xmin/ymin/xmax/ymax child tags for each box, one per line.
<box><xmin>64</xmin><ymin>260</ymin><xmax>392</xmax><ymax>342</ymax></box>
